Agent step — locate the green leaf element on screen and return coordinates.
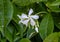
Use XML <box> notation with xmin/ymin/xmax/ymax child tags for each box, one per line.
<box><xmin>52</xmin><ymin>0</ymin><xmax>60</xmax><ymax>6</ymax></box>
<box><xmin>20</xmin><ymin>38</ymin><xmax>31</xmax><ymax>42</ymax></box>
<box><xmin>47</xmin><ymin>0</ymin><xmax>60</xmax><ymax>6</ymax></box>
<box><xmin>43</xmin><ymin>32</ymin><xmax>60</xmax><ymax>42</ymax></box>
<box><xmin>26</xmin><ymin>27</ymin><xmax>35</xmax><ymax>39</ymax></box>
<box><xmin>13</xmin><ymin>22</ymin><xmax>27</xmax><ymax>38</ymax></box>
<box><xmin>12</xmin><ymin>0</ymin><xmax>47</xmax><ymax>6</ymax></box>
<box><xmin>0</xmin><ymin>0</ymin><xmax>13</xmax><ymax>31</ymax></box>
<box><xmin>5</xmin><ymin>23</ymin><xmax>15</xmax><ymax>42</ymax></box>
<box><xmin>46</xmin><ymin>0</ymin><xmax>60</xmax><ymax>12</ymax></box>
<box><xmin>39</xmin><ymin>14</ymin><xmax>54</xmax><ymax>39</ymax></box>
<box><xmin>1</xmin><ymin>38</ymin><xmax>6</xmax><ymax>42</ymax></box>
<box><xmin>4</xmin><ymin>20</ymin><xmax>19</xmax><ymax>42</ymax></box>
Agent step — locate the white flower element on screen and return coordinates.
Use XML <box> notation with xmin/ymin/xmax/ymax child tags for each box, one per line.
<box><xmin>17</xmin><ymin>9</ymin><xmax>39</xmax><ymax>26</ymax></box>
<box><xmin>35</xmin><ymin>27</ymin><xmax>39</xmax><ymax>32</ymax></box>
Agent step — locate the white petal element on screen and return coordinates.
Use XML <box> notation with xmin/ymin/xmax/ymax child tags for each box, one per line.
<box><xmin>30</xmin><ymin>18</ymin><xmax>35</xmax><ymax>26</ymax></box>
<box><xmin>17</xmin><ymin>15</ymin><xmax>21</xmax><ymax>19</ymax></box>
<box><xmin>22</xmin><ymin>20</ymin><xmax>29</xmax><ymax>26</ymax></box>
<box><xmin>35</xmin><ymin>27</ymin><xmax>38</xmax><ymax>32</ymax></box>
<box><xmin>31</xmin><ymin>15</ymin><xmax>39</xmax><ymax>19</ymax></box>
<box><xmin>28</xmin><ymin>9</ymin><xmax>33</xmax><ymax>16</ymax></box>
<box><xmin>21</xmin><ymin>13</ymin><xmax>28</xmax><ymax>19</ymax></box>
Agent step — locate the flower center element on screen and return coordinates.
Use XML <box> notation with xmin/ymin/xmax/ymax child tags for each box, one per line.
<box><xmin>28</xmin><ymin>16</ymin><xmax>31</xmax><ymax>19</ymax></box>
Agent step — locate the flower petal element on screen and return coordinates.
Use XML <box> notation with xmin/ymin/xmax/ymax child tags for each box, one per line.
<box><xmin>31</xmin><ymin>15</ymin><xmax>39</xmax><ymax>19</ymax></box>
<box><xmin>30</xmin><ymin>18</ymin><xmax>35</xmax><ymax>26</ymax></box>
<box><xmin>35</xmin><ymin>27</ymin><xmax>38</xmax><ymax>32</ymax></box>
<box><xmin>21</xmin><ymin>13</ymin><xmax>28</xmax><ymax>19</ymax></box>
<box><xmin>28</xmin><ymin>9</ymin><xmax>33</xmax><ymax>16</ymax></box>
<box><xmin>17</xmin><ymin>15</ymin><xmax>21</xmax><ymax>19</ymax></box>
<box><xmin>22</xmin><ymin>20</ymin><xmax>29</xmax><ymax>26</ymax></box>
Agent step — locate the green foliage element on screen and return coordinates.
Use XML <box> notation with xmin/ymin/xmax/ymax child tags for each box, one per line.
<box><xmin>43</xmin><ymin>32</ymin><xmax>60</xmax><ymax>42</ymax></box>
<box><xmin>20</xmin><ymin>38</ymin><xmax>31</xmax><ymax>42</ymax></box>
<box><xmin>0</xmin><ymin>0</ymin><xmax>13</xmax><ymax>32</ymax></box>
<box><xmin>12</xmin><ymin>0</ymin><xmax>47</xmax><ymax>6</ymax></box>
<box><xmin>0</xmin><ymin>0</ymin><xmax>60</xmax><ymax>42</ymax></box>
<box><xmin>39</xmin><ymin>14</ymin><xmax>54</xmax><ymax>39</ymax></box>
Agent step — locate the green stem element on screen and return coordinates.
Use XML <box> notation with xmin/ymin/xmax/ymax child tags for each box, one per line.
<box><xmin>26</xmin><ymin>23</ymin><xmax>30</xmax><ymax>39</ymax></box>
<box><xmin>36</xmin><ymin>11</ymin><xmax>47</xmax><ymax>15</ymax></box>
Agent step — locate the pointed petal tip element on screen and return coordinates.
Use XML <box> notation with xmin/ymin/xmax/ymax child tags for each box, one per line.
<box><xmin>17</xmin><ymin>14</ymin><xmax>18</xmax><ymax>16</ymax></box>
<box><xmin>17</xmin><ymin>14</ymin><xmax>21</xmax><ymax>19</ymax></box>
<box><xmin>35</xmin><ymin>27</ymin><xmax>39</xmax><ymax>32</ymax></box>
<box><xmin>28</xmin><ymin>8</ymin><xmax>33</xmax><ymax>16</ymax></box>
<box><xmin>31</xmin><ymin>15</ymin><xmax>39</xmax><ymax>19</ymax></box>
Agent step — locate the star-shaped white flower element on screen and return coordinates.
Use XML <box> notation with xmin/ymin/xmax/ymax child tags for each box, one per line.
<box><xmin>17</xmin><ymin>9</ymin><xmax>39</xmax><ymax>26</ymax></box>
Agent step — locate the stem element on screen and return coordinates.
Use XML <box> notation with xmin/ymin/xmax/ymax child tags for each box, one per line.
<box><xmin>26</xmin><ymin>23</ymin><xmax>37</xmax><ymax>39</ymax></box>
<box><xmin>26</xmin><ymin>23</ymin><xmax>30</xmax><ymax>39</ymax></box>
<box><xmin>36</xmin><ymin>11</ymin><xmax>47</xmax><ymax>15</ymax></box>
<box><xmin>37</xmin><ymin>21</ymin><xmax>39</xmax><ymax>27</ymax></box>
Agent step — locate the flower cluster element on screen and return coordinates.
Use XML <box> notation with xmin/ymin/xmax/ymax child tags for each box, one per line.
<box><xmin>17</xmin><ymin>9</ymin><xmax>39</xmax><ymax>32</ymax></box>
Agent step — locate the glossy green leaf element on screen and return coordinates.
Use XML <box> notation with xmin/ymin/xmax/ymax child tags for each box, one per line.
<box><xmin>39</xmin><ymin>14</ymin><xmax>54</xmax><ymax>39</ymax></box>
<box><xmin>20</xmin><ymin>38</ymin><xmax>31</xmax><ymax>42</ymax></box>
<box><xmin>43</xmin><ymin>32</ymin><xmax>60</xmax><ymax>42</ymax></box>
<box><xmin>0</xmin><ymin>0</ymin><xmax>13</xmax><ymax>31</ymax></box>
